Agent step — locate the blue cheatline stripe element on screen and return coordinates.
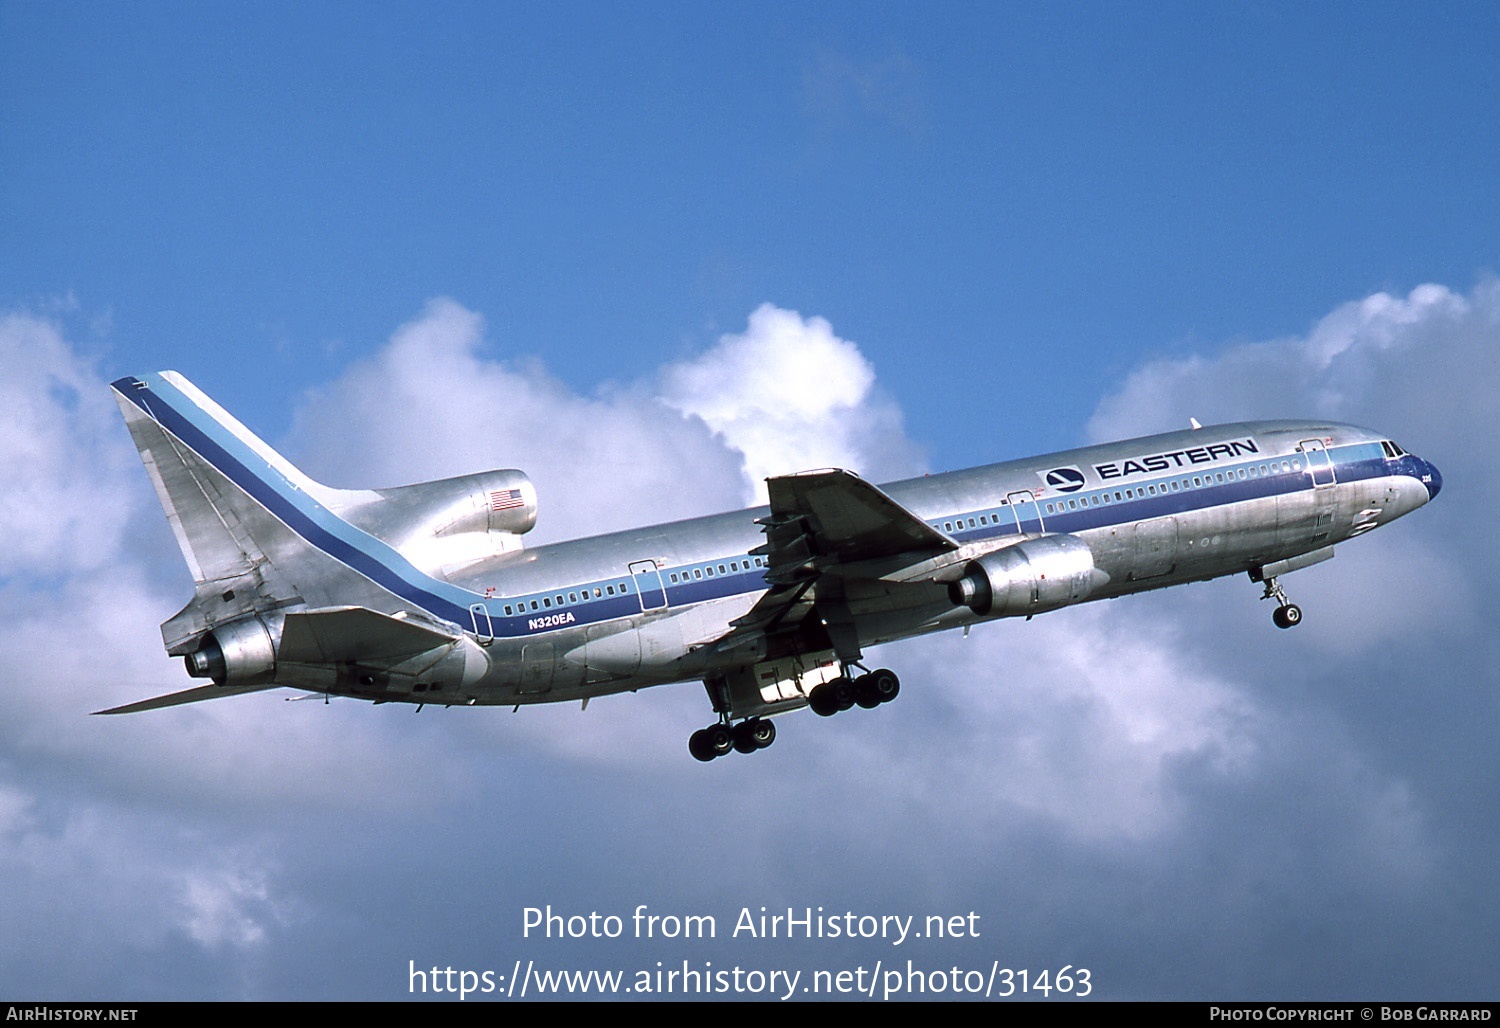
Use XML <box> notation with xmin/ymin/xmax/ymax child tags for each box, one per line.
<box><xmin>117</xmin><ymin>374</ymin><xmax>477</xmax><ymax>622</ymax></box>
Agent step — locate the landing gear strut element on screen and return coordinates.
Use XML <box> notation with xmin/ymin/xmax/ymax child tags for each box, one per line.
<box><xmin>1258</xmin><ymin>574</ymin><xmax>1303</xmax><ymax>629</ymax></box>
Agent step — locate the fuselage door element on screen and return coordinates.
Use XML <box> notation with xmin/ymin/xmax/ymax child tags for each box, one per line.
<box><xmin>630</xmin><ymin>560</ymin><xmax>668</xmax><ymax>612</ymax></box>
<box><xmin>1007</xmin><ymin>491</ymin><xmax>1045</xmax><ymax>535</ymax></box>
<box><xmin>469</xmin><ymin>602</ymin><xmax>494</xmax><ymax>644</ymax></box>
<box><xmin>1299</xmin><ymin>439</ymin><xmax>1336</xmax><ymax>487</ymax></box>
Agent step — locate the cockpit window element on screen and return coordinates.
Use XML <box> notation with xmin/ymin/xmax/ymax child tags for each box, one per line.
<box><xmin>1382</xmin><ymin>440</ymin><xmax>1407</xmax><ymax>459</ymax></box>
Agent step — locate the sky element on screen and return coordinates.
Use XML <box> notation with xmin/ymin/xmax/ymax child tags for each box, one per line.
<box><xmin>2</xmin><ymin>0</ymin><xmax>1499</xmax><ymax>1002</ymax></box>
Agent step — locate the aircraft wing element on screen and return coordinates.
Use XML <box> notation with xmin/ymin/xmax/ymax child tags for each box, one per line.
<box><xmin>757</xmin><ymin>469</ymin><xmax>956</xmax><ymax>581</ymax></box>
<box><xmin>724</xmin><ymin>470</ymin><xmax>957</xmax><ymax>641</ymax></box>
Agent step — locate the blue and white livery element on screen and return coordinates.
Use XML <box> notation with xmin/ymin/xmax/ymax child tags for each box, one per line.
<box><xmin>103</xmin><ymin>371</ymin><xmax>1442</xmax><ymax>762</ymax></box>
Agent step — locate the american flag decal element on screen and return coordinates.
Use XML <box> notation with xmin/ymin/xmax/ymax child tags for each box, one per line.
<box><xmin>489</xmin><ymin>488</ymin><xmax>524</xmax><ymax>512</ymax></box>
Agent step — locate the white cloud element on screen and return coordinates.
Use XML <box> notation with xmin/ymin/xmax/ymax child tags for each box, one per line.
<box><xmin>285</xmin><ymin>298</ymin><xmax>746</xmax><ymax>541</ymax></box>
<box><xmin>1087</xmin><ymin>279</ymin><xmax>1496</xmax><ymax>449</ymax></box>
<box><xmin>661</xmin><ymin>303</ymin><xmax>925</xmax><ymax>503</ymax></box>
<box><xmin>179</xmin><ymin>864</ymin><xmax>284</xmax><ymax>950</ymax></box>
<box><xmin>0</xmin><ymin>312</ymin><xmax>139</xmax><ymax>575</ymax></box>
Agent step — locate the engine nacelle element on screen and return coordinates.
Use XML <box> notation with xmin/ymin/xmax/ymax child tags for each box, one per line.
<box><xmin>184</xmin><ymin>615</ymin><xmax>278</xmax><ymax>686</ymax></box>
<box><xmin>371</xmin><ymin>469</ymin><xmax>537</xmax><ymax>541</ymax></box>
<box><xmin>948</xmin><ymin>534</ymin><xmax>1100</xmax><ymax>617</ymax></box>
<box><xmin>342</xmin><ymin>469</ymin><xmax>538</xmax><ymax>578</ymax></box>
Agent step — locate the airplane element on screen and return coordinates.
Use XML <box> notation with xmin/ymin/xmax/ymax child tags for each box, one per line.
<box><xmin>100</xmin><ymin>371</ymin><xmax>1442</xmax><ymax>762</ymax></box>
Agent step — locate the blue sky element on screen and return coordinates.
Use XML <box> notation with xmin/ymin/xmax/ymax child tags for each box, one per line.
<box><xmin>2</xmin><ymin>1</ymin><xmax>1499</xmax><ymax>1001</ymax></box>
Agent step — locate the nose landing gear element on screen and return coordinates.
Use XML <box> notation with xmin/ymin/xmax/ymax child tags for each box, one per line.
<box><xmin>1257</xmin><ymin>574</ymin><xmax>1302</xmax><ymax>629</ymax></box>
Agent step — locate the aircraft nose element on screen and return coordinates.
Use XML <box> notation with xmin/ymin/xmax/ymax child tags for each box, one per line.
<box><xmin>1421</xmin><ymin>457</ymin><xmax>1442</xmax><ymax>500</ymax></box>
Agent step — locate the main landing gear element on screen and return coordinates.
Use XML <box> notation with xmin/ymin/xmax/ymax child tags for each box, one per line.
<box><xmin>808</xmin><ymin>668</ymin><xmax>900</xmax><ymax>717</ymax></box>
<box><xmin>1257</xmin><ymin>574</ymin><xmax>1303</xmax><ymax>629</ymax></box>
<box><xmin>686</xmin><ymin>667</ymin><xmax>903</xmax><ymax>762</ymax></box>
<box><xmin>689</xmin><ymin>717</ymin><xmax>776</xmax><ymax>762</ymax></box>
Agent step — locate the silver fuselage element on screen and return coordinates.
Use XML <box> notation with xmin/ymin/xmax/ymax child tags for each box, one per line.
<box><xmin>427</xmin><ymin>421</ymin><xmax>1437</xmax><ymax>705</ymax></box>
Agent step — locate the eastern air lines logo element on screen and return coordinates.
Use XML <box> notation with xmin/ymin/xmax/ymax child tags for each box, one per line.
<box><xmin>1041</xmin><ymin>466</ymin><xmax>1087</xmax><ymax>492</ymax></box>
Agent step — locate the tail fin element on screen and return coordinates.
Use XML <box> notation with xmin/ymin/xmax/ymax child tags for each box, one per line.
<box><xmin>113</xmin><ymin>373</ymin><xmax>355</xmax><ymax>586</ymax></box>
<box><xmin>109</xmin><ymin>373</ymin><xmax>490</xmax><ymax>714</ymax></box>
<box><xmin>112</xmin><ymin>372</ymin><xmax>376</xmax><ymax>653</ymax></box>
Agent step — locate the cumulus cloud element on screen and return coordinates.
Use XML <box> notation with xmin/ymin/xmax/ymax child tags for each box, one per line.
<box><xmin>661</xmin><ymin>303</ymin><xmax>925</xmax><ymax>503</ymax></box>
<box><xmin>0</xmin><ymin>312</ymin><xmax>140</xmax><ymax>576</ymax></box>
<box><xmin>285</xmin><ymin>298</ymin><xmax>745</xmax><ymax>541</ymax></box>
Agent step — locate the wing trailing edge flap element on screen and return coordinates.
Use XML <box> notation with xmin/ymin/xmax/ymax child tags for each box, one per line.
<box><xmin>758</xmin><ymin>470</ymin><xmax>957</xmax><ymax>572</ymax></box>
<box><xmin>724</xmin><ymin>470</ymin><xmax>960</xmax><ymax>644</ymax></box>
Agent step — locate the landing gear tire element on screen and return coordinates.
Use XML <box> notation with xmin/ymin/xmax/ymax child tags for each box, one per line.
<box><xmin>811</xmin><ymin>676</ymin><xmax>855</xmax><ymax>716</ymax></box>
<box><xmin>705</xmin><ymin>723</ymin><xmax>733</xmax><ymax>756</ymax></box>
<box><xmin>868</xmin><ymin>668</ymin><xmax>900</xmax><ymax>703</ymax></box>
<box><xmin>1273</xmin><ymin>603</ymin><xmax>1302</xmax><ymax>629</ymax></box>
<box><xmin>750</xmin><ymin>718</ymin><xmax>775</xmax><ymax>748</ymax></box>
<box><xmin>809</xmin><ymin>682</ymin><xmax>840</xmax><ymax>717</ymax></box>
<box><xmin>854</xmin><ymin>668</ymin><xmax>900</xmax><ymax>707</ymax></box>
<box><xmin>694</xmin><ymin>718</ymin><xmax>775</xmax><ymax>760</ymax></box>
<box><xmin>733</xmin><ymin>718</ymin><xmax>777</xmax><ymax>753</ymax></box>
<box><xmin>689</xmin><ymin>728</ymin><xmax>716</xmax><ymax>762</ymax></box>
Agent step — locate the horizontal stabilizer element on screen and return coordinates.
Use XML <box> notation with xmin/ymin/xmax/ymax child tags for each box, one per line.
<box><xmin>92</xmin><ymin>683</ymin><xmax>280</xmax><ymax>715</ymax></box>
<box><xmin>279</xmin><ymin>606</ymin><xmax>458</xmax><ymax>664</ymax></box>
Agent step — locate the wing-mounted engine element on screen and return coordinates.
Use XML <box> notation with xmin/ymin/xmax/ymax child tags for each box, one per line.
<box><xmin>336</xmin><ymin>470</ymin><xmax>538</xmax><ymax>579</ymax></box>
<box><xmin>948</xmin><ymin>534</ymin><xmax>1105</xmax><ymax>617</ymax></box>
